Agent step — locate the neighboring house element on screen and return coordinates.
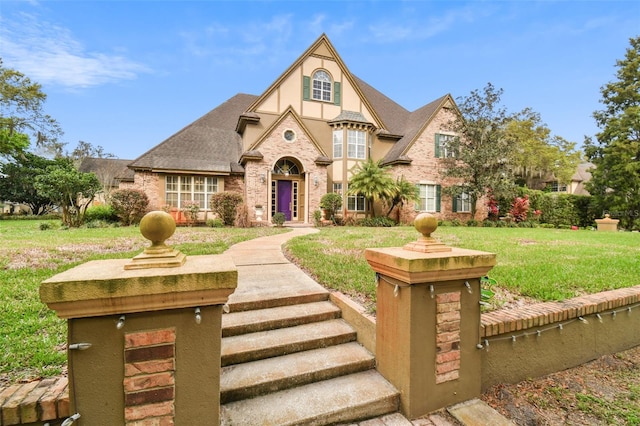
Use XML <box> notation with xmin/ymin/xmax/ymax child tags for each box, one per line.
<box><xmin>79</xmin><ymin>157</ymin><xmax>135</xmax><ymax>205</ymax></box>
<box><xmin>546</xmin><ymin>162</ymin><xmax>593</xmax><ymax>195</ymax></box>
<box><xmin>127</xmin><ymin>34</ymin><xmax>480</xmax><ymax>224</ymax></box>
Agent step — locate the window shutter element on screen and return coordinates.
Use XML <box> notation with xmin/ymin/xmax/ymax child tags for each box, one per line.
<box><xmin>435</xmin><ymin>134</ymin><xmax>441</xmax><ymax>158</ymax></box>
<box><xmin>333</xmin><ymin>81</ymin><xmax>341</xmax><ymax>105</ymax></box>
<box><xmin>436</xmin><ymin>185</ymin><xmax>441</xmax><ymax>212</ymax></box>
<box><xmin>303</xmin><ymin>76</ymin><xmax>310</xmax><ymax>101</ymax></box>
<box><xmin>452</xmin><ymin>194</ymin><xmax>458</xmax><ymax>213</ymax></box>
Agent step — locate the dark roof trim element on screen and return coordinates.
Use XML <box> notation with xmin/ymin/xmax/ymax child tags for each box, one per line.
<box><xmin>236</xmin><ymin>112</ymin><xmax>261</xmax><ymax>133</ymax></box>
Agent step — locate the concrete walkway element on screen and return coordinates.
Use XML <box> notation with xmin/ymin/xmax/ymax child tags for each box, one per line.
<box><xmin>222</xmin><ymin>227</ymin><xmax>515</xmax><ymax>426</ymax></box>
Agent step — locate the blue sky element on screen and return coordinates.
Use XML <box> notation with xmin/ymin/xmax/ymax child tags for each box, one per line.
<box><xmin>1</xmin><ymin>1</ymin><xmax>638</xmax><ymax>160</ymax></box>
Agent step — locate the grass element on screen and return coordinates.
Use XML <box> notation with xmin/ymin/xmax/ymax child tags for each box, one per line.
<box><xmin>0</xmin><ymin>220</ymin><xmax>285</xmax><ymax>382</ymax></box>
<box><xmin>1</xmin><ymin>221</ymin><xmax>639</xmax><ymax>383</ymax></box>
<box><xmin>285</xmin><ymin>225</ymin><xmax>640</xmax><ymax>305</ymax></box>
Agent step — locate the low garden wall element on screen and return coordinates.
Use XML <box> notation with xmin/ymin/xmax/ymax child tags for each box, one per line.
<box><xmin>480</xmin><ymin>285</ymin><xmax>640</xmax><ymax>389</ymax></box>
<box><xmin>334</xmin><ymin>286</ymin><xmax>640</xmax><ymax>392</ymax></box>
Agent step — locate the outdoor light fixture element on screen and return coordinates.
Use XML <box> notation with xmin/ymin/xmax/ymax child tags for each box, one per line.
<box><xmin>260</xmin><ymin>174</ymin><xmax>266</xmax><ymax>184</ymax></box>
<box><xmin>314</xmin><ymin>176</ymin><xmax>319</xmax><ymax>187</ymax></box>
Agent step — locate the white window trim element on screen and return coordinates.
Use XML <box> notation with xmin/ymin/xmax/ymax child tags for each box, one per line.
<box><xmin>347</xmin><ymin>129</ymin><xmax>366</xmax><ymax>159</ymax></box>
<box><xmin>165</xmin><ymin>175</ymin><xmax>220</xmax><ymax>210</ymax></box>
<box><xmin>416</xmin><ymin>183</ymin><xmax>437</xmax><ymax>213</ymax></box>
<box><xmin>312</xmin><ymin>70</ymin><xmax>332</xmax><ymax>102</ymax></box>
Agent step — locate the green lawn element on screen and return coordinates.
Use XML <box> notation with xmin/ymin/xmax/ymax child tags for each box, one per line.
<box><xmin>1</xmin><ymin>220</ymin><xmax>638</xmax><ymax>383</ymax></box>
<box><xmin>0</xmin><ymin>220</ymin><xmax>285</xmax><ymax>382</ymax></box>
<box><xmin>285</xmin><ymin>225</ymin><xmax>640</xmax><ymax>305</ymax></box>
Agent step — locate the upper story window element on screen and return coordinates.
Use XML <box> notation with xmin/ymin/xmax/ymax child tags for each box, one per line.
<box><xmin>435</xmin><ymin>133</ymin><xmax>458</xmax><ymax>158</ymax></box>
<box><xmin>312</xmin><ymin>70</ymin><xmax>332</xmax><ymax>101</ymax></box>
<box><xmin>303</xmin><ymin>70</ymin><xmax>341</xmax><ymax>105</ymax></box>
<box><xmin>550</xmin><ymin>181</ymin><xmax>568</xmax><ymax>192</ymax></box>
<box><xmin>333</xmin><ymin>130</ymin><xmax>343</xmax><ymax>159</ymax></box>
<box><xmin>347</xmin><ymin>129</ymin><xmax>366</xmax><ymax>159</ymax></box>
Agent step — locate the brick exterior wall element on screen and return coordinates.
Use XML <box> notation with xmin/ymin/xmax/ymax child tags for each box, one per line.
<box><xmin>124</xmin><ymin>328</ymin><xmax>176</xmax><ymax>425</ymax></box>
<box><xmin>435</xmin><ymin>291</ymin><xmax>462</xmax><ymax>384</ymax></box>
<box><xmin>244</xmin><ymin>114</ymin><xmax>327</xmax><ymax>223</ymax></box>
<box><xmin>132</xmin><ymin>171</ymin><xmax>163</xmax><ymax>211</ymax></box>
<box><xmin>388</xmin><ymin>108</ymin><xmax>487</xmax><ymax>223</ymax></box>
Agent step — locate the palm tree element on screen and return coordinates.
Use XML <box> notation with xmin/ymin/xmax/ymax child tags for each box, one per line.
<box><xmin>347</xmin><ymin>159</ymin><xmax>396</xmax><ymax>218</ymax></box>
<box><xmin>386</xmin><ymin>176</ymin><xmax>420</xmax><ymax>222</ymax></box>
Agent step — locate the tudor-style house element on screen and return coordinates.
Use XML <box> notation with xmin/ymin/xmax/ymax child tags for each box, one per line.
<box><xmin>127</xmin><ymin>34</ymin><xmax>481</xmax><ymax>224</ymax></box>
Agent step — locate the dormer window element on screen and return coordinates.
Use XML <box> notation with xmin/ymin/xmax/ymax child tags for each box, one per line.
<box><xmin>312</xmin><ymin>70</ymin><xmax>332</xmax><ymax>101</ymax></box>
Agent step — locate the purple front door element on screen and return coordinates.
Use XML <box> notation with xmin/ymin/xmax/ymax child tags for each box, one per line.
<box><xmin>277</xmin><ymin>181</ymin><xmax>292</xmax><ymax>221</ymax></box>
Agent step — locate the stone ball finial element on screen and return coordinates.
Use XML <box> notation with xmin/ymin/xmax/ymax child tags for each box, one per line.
<box><xmin>414</xmin><ymin>212</ymin><xmax>439</xmax><ymax>238</ymax></box>
<box><xmin>403</xmin><ymin>212</ymin><xmax>451</xmax><ymax>253</ymax></box>
<box><xmin>140</xmin><ymin>211</ymin><xmax>177</xmax><ymax>254</ymax></box>
<box><xmin>125</xmin><ymin>211</ymin><xmax>186</xmax><ymax>269</ymax></box>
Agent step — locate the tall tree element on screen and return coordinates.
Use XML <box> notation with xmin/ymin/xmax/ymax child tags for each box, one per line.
<box><xmin>585</xmin><ymin>36</ymin><xmax>640</xmax><ymax>230</ymax></box>
<box><xmin>442</xmin><ymin>83</ymin><xmax>517</xmax><ymax>217</ymax></box>
<box><xmin>0</xmin><ymin>60</ymin><xmax>63</xmax><ymax>157</ymax></box>
<box><xmin>506</xmin><ymin>109</ymin><xmax>582</xmax><ymax>188</ymax></box>
<box><xmin>347</xmin><ymin>159</ymin><xmax>396</xmax><ymax>218</ymax></box>
<box><xmin>0</xmin><ymin>152</ymin><xmax>59</xmax><ymax>215</ymax></box>
<box><xmin>34</xmin><ymin>159</ymin><xmax>102</xmax><ymax>227</ymax></box>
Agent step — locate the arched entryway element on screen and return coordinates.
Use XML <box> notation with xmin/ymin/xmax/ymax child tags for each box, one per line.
<box><xmin>271</xmin><ymin>157</ymin><xmax>305</xmax><ymax>222</ymax></box>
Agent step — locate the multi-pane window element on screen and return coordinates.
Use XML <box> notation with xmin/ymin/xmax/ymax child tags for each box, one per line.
<box><xmin>347</xmin><ymin>130</ymin><xmax>366</xmax><ymax>159</ymax></box>
<box><xmin>346</xmin><ymin>184</ymin><xmax>366</xmax><ymax>212</ymax></box>
<box><xmin>550</xmin><ymin>181</ymin><xmax>567</xmax><ymax>192</ymax></box>
<box><xmin>454</xmin><ymin>191</ymin><xmax>471</xmax><ymax>213</ymax></box>
<box><xmin>165</xmin><ymin>175</ymin><xmax>219</xmax><ymax>209</ymax></box>
<box><xmin>333</xmin><ymin>182</ymin><xmax>343</xmax><ymax>194</ymax></box>
<box><xmin>416</xmin><ymin>184</ymin><xmax>440</xmax><ymax>212</ymax></box>
<box><xmin>435</xmin><ymin>134</ymin><xmax>458</xmax><ymax>158</ymax></box>
<box><xmin>333</xmin><ymin>130</ymin><xmax>343</xmax><ymax>159</ymax></box>
<box><xmin>312</xmin><ymin>70</ymin><xmax>332</xmax><ymax>102</ymax></box>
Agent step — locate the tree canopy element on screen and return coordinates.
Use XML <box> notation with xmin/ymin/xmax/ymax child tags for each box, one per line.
<box><xmin>585</xmin><ymin>36</ymin><xmax>640</xmax><ymax>230</ymax></box>
<box><xmin>441</xmin><ymin>83</ymin><xmax>516</xmax><ymax>217</ymax></box>
<box><xmin>506</xmin><ymin>109</ymin><xmax>582</xmax><ymax>187</ymax></box>
<box><xmin>0</xmin><ymin>152</ymin><xmax>59</xmax><ymax>215</ymax></box>
<box><xmin>0</xmin><ymin>60</ymin><xmax>63</xmax><ymax>157</ymax></box>
<box><xmin>34</xmin><ymin>159</ymin><xmax>102</xmax><ymax>227</ymax></box>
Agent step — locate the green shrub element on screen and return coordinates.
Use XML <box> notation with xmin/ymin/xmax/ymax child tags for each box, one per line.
<box><xmin>210</xmin><ymin>192</ymin><xmax>244</xmax><ymax>226</ymax></box>
<box><xmin>84</xmin><ymin>205</ymin><xmax>118</xmax><ymax>223</ymax></box>
<box><xmin>495</xmin><ymin>220</ymin><xmax>507</xmax><ymax>228</ymax></box>
<box><xmin>206</xmin><ymin>218</ymin><xmax>224</xmax><ymax>228</ymax></box>
<box><xmin>39</xmin><ymin>222</ymin><xmax>51</xmax><ymax>231</ymax></box>
<box><xmin>272</xmin><ymin>212</ymin><xmax>286</xmax><ymax>227</ymax></box>
<box><xmin>85</xmin><ymin>220</ymin><xmax>111</xmax><ymax>229</ymax></box>
<box><xmin>320</xmin><ymin>193</ymin><xmax>343</xmax><ymax>223</ymax></box>
<box><xmin>466</xmin><ymin>219</ymin><xmax>478</xmax><ymax>227</ymax></box>
<box><xmin>438</xmin><ymin>220</ymin><xmax>452</xmax><ymax>227</ymax></box>
<box><xmin>110</xmin><ymin>189</ymin><xmax>149</xmax><ymax>226</ymax></box>
<box><xmin>482</xmin><ymin>219</ymin><xmax>496</xmax><ymax>228</ymax></box>
<box><xmin>358</xmin><ymin>216</ymin><xmax>397</xmax><ymax>227</ymax></box>
<box><xmin>450</xmin><ymin>218</ymin><xmax>462</xmax><ymax>227</ymax></box>
<box><xmin>313</xmin><ymin>209</ymin><xmax>322</xmax><ymax>227</ymax></box>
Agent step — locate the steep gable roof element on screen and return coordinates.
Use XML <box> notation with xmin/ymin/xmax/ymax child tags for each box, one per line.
<box><xmin>381</xmin><ymin>94</ymin><xmax>454</xmax><ymax>165</ymax></box>
<box><xmin>129</xmin><ymin>93</ymin><xmax>257</xmax><ymax>173</ymax></box>
<box><xmin>244</xmin><ymin>34</ymin><xmax>388</xmax><ymax>131</ymax></box>
<box><xmin>351</xmin><ymin>75</ymin><xmax>409</xmax><ymax>136</ymax></box>
<box><xmin>244</xmin><ymin>106</ymin><xmax>329</xmax><ymax>159</ymax></box>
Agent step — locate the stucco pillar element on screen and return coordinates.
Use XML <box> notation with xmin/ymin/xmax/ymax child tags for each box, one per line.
<box><xmin>39</xmin><ymin>212</ymin><xmax>237</xmax><ymax>425</ymax></box>
<box><xmin>365</xmin><ymin>213</ymin><xmax>495</xmax><ymax>419</ymax></box>
<box><xmin>595</xmin><ymin>214</ymin><xmax>619</xmax><ymax>231</ymax></box>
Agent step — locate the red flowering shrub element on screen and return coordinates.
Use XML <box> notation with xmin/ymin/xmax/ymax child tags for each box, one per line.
<box><xmin>510</xmin><ymin>195</ymin><xmax>530</xmax><ymax>223</ymax></box>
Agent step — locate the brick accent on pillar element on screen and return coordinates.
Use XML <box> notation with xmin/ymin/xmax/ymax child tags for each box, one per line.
<box><xmin>435</xmin><ymin>291</ymin><xmax>461</xmax><ymax>384</ymax></box>
<box><xmin>124</xmin><ymin>328</ymin><xmax>176</xmax><ymax>425</ymax></box>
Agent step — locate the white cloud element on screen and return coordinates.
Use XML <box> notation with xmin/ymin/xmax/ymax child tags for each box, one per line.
<box><xmin>0</xmin><ymin>12</ymin><xmax>150</xmax><ymax>89</ymax></box>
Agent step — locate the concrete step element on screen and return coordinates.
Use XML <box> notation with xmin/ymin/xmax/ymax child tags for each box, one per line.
<box><xmin>220</xmin><ymin>342</ymin><xmax>375</xmax><ymax>403</ymax></box>
<box><xmin>220</xmin><ymin>369</ymin><xmax>400</xmax><ymax>426</ymax></box>
<box><xmin>222</xmin><ymin>301</ymin><xmax>342</xmax><ymax>337</ymax></box>
<box><xmin>226</xmin><ymin>264</ymin><xmax>330</xmax><ymax>312</ymax></box>
<box><xmin>221</xmin><ymin>319</ymin><xmax>356</xmax><ymax>367</ymax></box>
